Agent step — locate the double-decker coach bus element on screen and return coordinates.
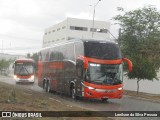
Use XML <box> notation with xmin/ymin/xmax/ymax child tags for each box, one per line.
<box><xmin>38</xmin><ymin>39</ymin><xmax>132</xmax><ymax>101</ymax></box>
<box><xmin>13</xmin><ymin>58</ymin><xmax>35</xmax><ymax>84</ymax></box>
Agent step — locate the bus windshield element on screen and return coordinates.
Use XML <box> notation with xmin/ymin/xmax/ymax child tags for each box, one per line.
<box><xmin>86</xmin><ymin>63</ymin><xmax>123</xmax><ymax>85</ymax></box>
<box><xmin>84</xmin><ymin>41</ymin><xmax>121</xmax><ymax>60</ymax></box>
<box><xmin>15</xmin><ymin>63</ymin><xmax>34</xmax><ymax>75</ymax></box>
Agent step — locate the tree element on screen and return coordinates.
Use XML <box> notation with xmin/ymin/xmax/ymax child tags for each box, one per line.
<box><xmin>27</xmin><ymin>53</ymin><xmax>31</xmax><ymax>58</ymax></box>
<box><xmin>113</xmin><ymin>5</ymin><xmax>160</xmax><ymax>94</ymax></box>
<box><xmin>26</xmin><ymin>52</ymin><xmax>39</xmax><ymax>72</ymax></box>
<box><xmin>0</xmin><ymin>59</ymin><xmax>12</xmax><ymax>75</ymax></box>
<box><xmin>31</xmin><ymin>53</ymin><xmax>38</xmax><ymax>64</ymax></box>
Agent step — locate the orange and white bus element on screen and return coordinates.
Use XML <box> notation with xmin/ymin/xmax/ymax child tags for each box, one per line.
<box><xmin>38</xmin><ymin>39</ymin><xmax>132</xmax><ymax>101</ymax></box>
<box><xmin>13</xmin><ymin>58</ymin><xmax>35</xmax><ymax>84</ymax></box>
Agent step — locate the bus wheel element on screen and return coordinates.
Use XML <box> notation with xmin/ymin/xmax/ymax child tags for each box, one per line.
<box><xmin>101</xmin><ymin>98</ymin><xmax>108</xmax><ymax>102</ymax></box>
<box><xmin>71</xmin><ymin>87</ymin><xmax>76</xmax><ymax>99</ymax></box>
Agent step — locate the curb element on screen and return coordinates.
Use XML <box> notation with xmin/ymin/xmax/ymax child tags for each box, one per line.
<box><xmin>124</xmin><ymin>95</ymin><xmax>160</xmax><ymax>104</ymax></box>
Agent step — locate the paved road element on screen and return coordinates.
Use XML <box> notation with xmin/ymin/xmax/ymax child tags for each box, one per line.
<box><xmin>0</xmin><ymin>75</ymin><xmax>160</xmax><ymax>120</ymax></box>
<box><xmin>0</xmin><ymin>75</ymin><xmax>43</xmax><ymax>92</ymax></box>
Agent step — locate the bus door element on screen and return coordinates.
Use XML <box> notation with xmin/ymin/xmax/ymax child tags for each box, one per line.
<box><xmin>76</xmin><ymin>59</ymin><xmax>84</xmax><ymax>97</ymax></box>
<box><xmin>63</xmin><ymin>61</ymin><xmax>76</xmax><ymax>95</ymax></box>
<box><xmin>58</xmin><ymin>62</ymin><xmax>64</xmax><ymax>94</ymax></box>
<box><xmin>75</xmin><ymin>42</ymin><xmax>84</xmax><ymax>97</ymax></box>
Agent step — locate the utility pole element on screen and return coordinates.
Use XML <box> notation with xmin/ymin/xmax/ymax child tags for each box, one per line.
<box><xmin>118</xmin><ymin>28</ymin><xmax>121</xmax><ymax>46</ymax></box>
<box><xmin>92</xmin><ymin>0</ymin><xmax>101</xmax><ymax>38</ymax></box>
<box><xmin>107</xmin><ymin>29</ymin><xmax>117</xmax><ymax>40</ymax></box>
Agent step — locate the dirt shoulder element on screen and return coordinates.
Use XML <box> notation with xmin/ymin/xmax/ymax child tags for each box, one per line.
<box><xmin>124</xmin><ymin>90</ymin><xmax>160</xmax><ymax>103</ymax></box>
<box><xmin>0</xmin><ymin>80</ymin><xmax>159</xmax><ymax>120</ymax></box>
<box><xmin>0</xmin><ymin>82</ymin><xmax>114</xmax><ymax>120</ymax></box>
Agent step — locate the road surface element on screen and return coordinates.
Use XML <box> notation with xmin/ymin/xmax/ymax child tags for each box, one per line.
<box><xmin>0</xmin><ymin>75</ymin><xmax>160</xmax><ymax>120</ymax></box>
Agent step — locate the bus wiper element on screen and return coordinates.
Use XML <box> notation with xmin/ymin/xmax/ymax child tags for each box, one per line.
<box><xmin>18</xmin><ymin>65</ymin><xmax>30</xmax><ymax>75</ymax></box>
<box><xmin>18</xmin><ymin>66</ymin><xmax>24</xmax><ymax>75</ymax></box>
<box><xmin>93</xmin><ymin>79</ymin><xmax>103</xmax><ymax>83</ymax></box>
<box><xmin>24</xmin><ymin>66</ymin><xmax>30</xmax><ymax>74</ymax></box>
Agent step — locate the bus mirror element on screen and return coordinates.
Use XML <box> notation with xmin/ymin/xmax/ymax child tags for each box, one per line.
<box><xmin>122</xmin><ymin>58</ymin><xmax>132</xmax><ymax>72</ymax></box>
<box><xmin>83</xmin><ymin>57</ymin><xmax>88</xmax><ymax>69</ymax></box>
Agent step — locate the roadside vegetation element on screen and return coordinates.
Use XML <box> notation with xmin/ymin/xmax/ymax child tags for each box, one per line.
<box><xmin>0</xmin><ymin>59</ymin><xmax>14</xmax><ymax>76</ymax></box>
<box><xmin>0</xmin><ymin>80</ymin><xmax>159</xmax><ymax>119</ymax></box>
<box><xmin>0</xmin><ymin>82</ymin><xmax>114</xmax><ymax>120</ymax></box>
<box><xmin>113</xmin><ymin>5</ymin><xmax>160</xmax><ymax>94</ymax></box>
<box><xmin>27</xmin><ymin>53</ymin><xmax>38</xmax><ymax>69</ymax></box>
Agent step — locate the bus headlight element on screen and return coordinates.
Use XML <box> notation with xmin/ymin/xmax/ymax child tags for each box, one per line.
<box><xmin>14</xmin><ymin>75</ymin><xmax>17</xmax><ymax>79</ymax></box>
<box><xmin>88</xmin><ymin>86</ymin><xmax>95</xmax><ymax>90</ymax></box>
<box><xmin>30</xmin><ymin>75</ymin><xmax>34</xmax><ymax>79</ymax></box>
<box><xmin>118</xmin><ymin>87</ymin><xmax>122</xmax><ymax>90</ymax></box>
<box><xmin>81</xmin><ymin>82</ymin><xmax>95</xmax><ymax>90</ymax></box>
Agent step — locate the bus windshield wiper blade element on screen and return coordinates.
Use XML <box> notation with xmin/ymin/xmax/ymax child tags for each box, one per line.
<box><xmin>24</xmin><ymin>66</ymin><xmax>30</xmax><ymax>74</ymax></box>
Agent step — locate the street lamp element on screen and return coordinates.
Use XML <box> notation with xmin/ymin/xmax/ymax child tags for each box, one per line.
<box><xmin>92</xmin><ymin>0</ymin><xmax>101</xmax><ymax>38</ymax></box>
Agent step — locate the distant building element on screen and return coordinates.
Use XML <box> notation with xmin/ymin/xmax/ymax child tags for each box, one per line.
<box><xmin>43</xmin><ymin>17</ymin><xmax>111</xmax><ymax>47</ymax></box>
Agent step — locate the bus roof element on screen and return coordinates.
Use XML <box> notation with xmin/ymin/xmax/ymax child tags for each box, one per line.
<box><xmin>82</xmin><ymin>39</ymin><xmax>117</xmax><ymax>44</ymax></box>
<box><xmin>15</xmin><ymin>58</ymin><xmax>35</xmax><ymax>63</ymax></box>
<box><xmin>39</xmin><ymin>38</ymin><xmax>118</xmax><ymax>52</ymax></box>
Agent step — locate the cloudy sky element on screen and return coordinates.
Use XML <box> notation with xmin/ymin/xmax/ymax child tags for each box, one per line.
<box><xmin>0</xmin><ymin>0</ymin><xmax>160</xmax><ymax>55</ymax></box>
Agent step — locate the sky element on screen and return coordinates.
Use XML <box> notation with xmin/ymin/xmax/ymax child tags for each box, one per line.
<box><xmin>0</xmin><ymin>0</ymin><xmax>160</xmax><ymax>55</ymax></box>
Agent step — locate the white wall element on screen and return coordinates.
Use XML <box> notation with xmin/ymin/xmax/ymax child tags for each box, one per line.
<box><xmin>123</xmin><ymin>71</ymin><xmax>160</xmax><ymax>94</ymax></box>
<box><xmin>43</xmin><ymin>18</ymin><xmax>111</xmax><ymax>47</ymax></box>
<box><xmin>67</xmin><ymin>18</ymin><xmax>110</xmax><ymax>40</ymax></box>
<box><xmin>43</xmin><ymin>20</ymin><xmax>67</xmax><ymax>47</ymax></box>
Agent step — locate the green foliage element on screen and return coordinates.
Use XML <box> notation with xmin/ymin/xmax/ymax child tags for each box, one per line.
<box><xmin>27</xmin><ymin>53</ymin><xmax>31</xmax><ymax>58</ymax></box>
<box><xmin>27</xmin><ymin>53</ymin><xmax>38</xmax><ymax>63</ymax></box>
<box><xmin>27</xmin><ymin>52</ymin><xmax>38</xmax><ymax>71</ymax></box>
<box><xmin>0</xmin><ymin>59</ymin><xmax>11</xmax><ymax>70</ymax></box>
<box><xmin>128</xmin><ymin>57</ymin><xmax>157</xmax><ymax>80</ymax></box>
<box><xmin>113</xmin><ymin>5</ymin><xmax>160</xmax><ymax>81</ymax></box>
<box><xmin>31</xmin><ymin>53</ymin><xmax>38</xmax><ymax>63</ymax></box>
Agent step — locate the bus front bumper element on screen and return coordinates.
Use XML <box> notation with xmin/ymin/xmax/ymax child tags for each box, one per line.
<box><xmin>14</xmin><ymin>75</ymin><xmax>35</xmax><ymax>83</ymax></box>
<box><xmin>84</xmin><ymin>88</ymin><xmax>123</xmax><ymax>99</ymax></box>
